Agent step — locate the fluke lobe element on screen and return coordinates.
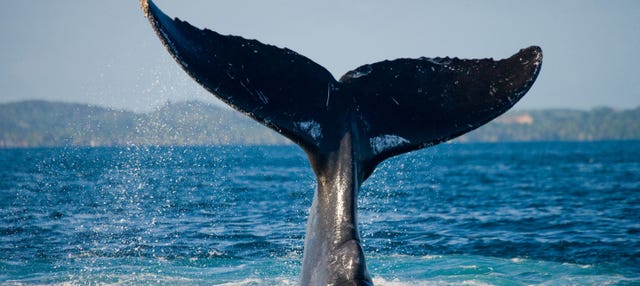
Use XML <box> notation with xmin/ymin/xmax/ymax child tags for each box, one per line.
<box><xmin>140</xmin><ymin>1</ymin><xmax>542</xmax><ymax>285</ymax></box>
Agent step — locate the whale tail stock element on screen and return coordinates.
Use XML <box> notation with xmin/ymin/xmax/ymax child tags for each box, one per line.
<box><xmin>141</xmin><ymin>0</ymin><xmax>542</xmax><ymax>285</ymax></box>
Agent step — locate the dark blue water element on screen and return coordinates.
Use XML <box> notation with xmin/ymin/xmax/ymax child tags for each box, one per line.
<box><xmin>1</xmin><ymin>142</ymin><xmax>639</xmax><ymax>285</ymax></box>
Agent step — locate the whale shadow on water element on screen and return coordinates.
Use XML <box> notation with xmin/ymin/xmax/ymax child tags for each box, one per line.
<box><xmin>140</xmin><ymin>1</ymin><xmax>542</xmax><ymax>285</ymax></box>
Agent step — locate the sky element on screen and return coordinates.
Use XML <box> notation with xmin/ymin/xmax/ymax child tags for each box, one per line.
<box><xmin>0</xmin><ymin>0</ymin><xmax>639</xmax><ymax>112</ymax></box>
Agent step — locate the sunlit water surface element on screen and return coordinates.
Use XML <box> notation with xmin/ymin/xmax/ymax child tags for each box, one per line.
<box><xmin>1</xmin><ymin>142</ymin><xmax>638</xmax><ymax>285</ymax></box>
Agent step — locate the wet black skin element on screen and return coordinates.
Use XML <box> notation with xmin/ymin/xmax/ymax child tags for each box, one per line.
<box><xmin>140</xmin><ymin>1</ymin><xmax>542</xmax><ymax>285</ymax></box>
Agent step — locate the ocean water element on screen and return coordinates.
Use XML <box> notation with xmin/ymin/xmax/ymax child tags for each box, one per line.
<box><xmin>1</xmin><ymin>142</ymin><xmax>638</xmax><ymax>285</ymax></box>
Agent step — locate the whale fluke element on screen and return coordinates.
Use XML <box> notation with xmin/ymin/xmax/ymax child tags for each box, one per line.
<box><xmin>141</xmin><ymin>1</ymin><xmax>542</xmax><ymax>285</ymax></box>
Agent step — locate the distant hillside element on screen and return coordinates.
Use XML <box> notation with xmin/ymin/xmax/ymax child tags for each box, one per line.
<box><xmin>457</xmin><ymin>107</ymin><xmax>640</xmax><ymax>142</ymax></box>
<box><xmin>0</xmin><ymin>100</ymin><xmax>289</xmax><ymax>147</ymax></box>
<box><xmin>1</xmin><ymin>100</ymin><xmax>639</xmax><ymax>147</ymax></box>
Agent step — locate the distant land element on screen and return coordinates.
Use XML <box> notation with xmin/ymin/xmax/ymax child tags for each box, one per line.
<box><xmin>1</xmin><ymin>100</ymin><xmax>639</xmax><ymax>148</ymax></box>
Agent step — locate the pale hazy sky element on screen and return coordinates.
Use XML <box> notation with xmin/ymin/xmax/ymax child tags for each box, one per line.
<box><xmin>1</xmin><ymin>0</ymin><xmax>639</xmax><ymax>111</ymax></box>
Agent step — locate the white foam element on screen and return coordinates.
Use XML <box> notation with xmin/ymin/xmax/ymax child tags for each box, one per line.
<box><xmin>214</xmin><ymin>278</ymin><xmax>263</xmax><ymax>286</ymax></box>
<box><xmin>373</xmin><ymin>276</ymin><xmax>493</xmax><ymax>286</ymax></box>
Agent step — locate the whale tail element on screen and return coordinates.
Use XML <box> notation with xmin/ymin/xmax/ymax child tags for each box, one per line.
<box><xmin>141</xmin><ymin>0</ymin><xmax>542</xmax><ymax>284</ymax></box>
<box><xmin>141</xmin><ymin>0</ymin><xmax>541</xmax><ymax>175</ymax></box>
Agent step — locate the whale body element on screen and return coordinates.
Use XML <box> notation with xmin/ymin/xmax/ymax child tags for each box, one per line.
<box><xmin>140</xmin><ymin>1</ymin><xmax>542</xmax><ymax>284</ymax></box>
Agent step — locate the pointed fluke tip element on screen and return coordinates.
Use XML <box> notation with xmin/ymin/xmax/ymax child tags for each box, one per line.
<box><xmin>140</xmin><ymin>0</ymin><xmax>150</xmax><ymax>18</ymax></box>
<box><xmin>510</xmin><ymin>46</ymin><xmax>543</xmax><ymax>85</ymax></box>
<box><xmin>521</xmin><ymin>45</ymin><xmax>543</xmax><ymax>66</ymax></box>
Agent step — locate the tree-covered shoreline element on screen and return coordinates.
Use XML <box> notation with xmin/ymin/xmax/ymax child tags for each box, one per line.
<box><xmin>1</xmin><ymin>100</ymin><xmax>639</xmax><ymax>148</ymax></box>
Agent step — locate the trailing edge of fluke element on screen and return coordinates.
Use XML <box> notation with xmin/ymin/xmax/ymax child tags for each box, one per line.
<box><xmin>140</xmin><ymin>0</ymin><xmax>542</xmax><ymax>285</ymax></box>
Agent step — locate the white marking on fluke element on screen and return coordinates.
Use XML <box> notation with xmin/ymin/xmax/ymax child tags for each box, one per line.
<box><xmin>370</xmin><ymin>135</ymin><xmax>410</xmax><ymax>155</ymax></box>
<box><xmin>296</xmin><ymin>121</ymin><xmax>323</xmax><ymax>141</ymax></box>
<box><xmin>348</xmin><ymin>65</ymin><xmax>373</xmax><ymax>79</ymax></box>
